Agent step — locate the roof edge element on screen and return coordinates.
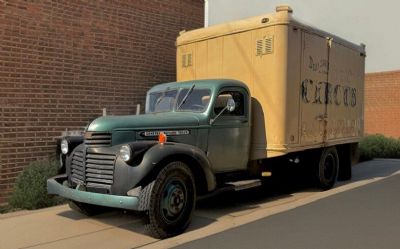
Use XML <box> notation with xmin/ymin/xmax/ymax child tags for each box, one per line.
<box><xmin>177</xmin><ymin>6</ymin><xmax>365</xmax><ymax>54</ymax></box>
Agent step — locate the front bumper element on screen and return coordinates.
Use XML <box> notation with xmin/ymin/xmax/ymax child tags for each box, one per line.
<box><xmin>47</xmin><ymin>174</ymin><xmax>140</xmax><ymax>210</ymax></box>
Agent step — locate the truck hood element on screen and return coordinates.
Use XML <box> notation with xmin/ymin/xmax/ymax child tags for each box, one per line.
<box><xmin>87</xmin><ymin>112</ymin><xmax>201</xmax><ymax>132</ymax></box>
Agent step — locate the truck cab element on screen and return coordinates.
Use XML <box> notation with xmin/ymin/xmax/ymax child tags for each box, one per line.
<box><xmin>145</xmin><ymin>80</ymin><xmax>251</xmax><ymax>172</ymax></box>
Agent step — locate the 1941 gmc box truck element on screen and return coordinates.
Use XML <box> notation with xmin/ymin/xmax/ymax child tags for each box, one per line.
<box><xmin>47</xmin><ymin>6</ymin><xmax>365</xmax><ymax>238</ymax></box>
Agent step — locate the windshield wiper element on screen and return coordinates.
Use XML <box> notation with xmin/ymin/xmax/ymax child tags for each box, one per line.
<box><xmin>176</xmin><ymin>84</ymin><xmax>195</xmax><ymax>110</ymax></box>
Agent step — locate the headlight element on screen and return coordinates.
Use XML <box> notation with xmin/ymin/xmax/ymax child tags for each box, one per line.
<box><xmin>120</xmin><ymin>145</ymin><xmax>132</xmax><ymax>162</ymax></box>
<box><xmin>61</xmin><ymin>139</ymin><xmax>69</xmax><ymax>155</ymax></box>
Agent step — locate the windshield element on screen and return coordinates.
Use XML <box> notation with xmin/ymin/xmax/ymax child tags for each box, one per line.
<box><xmin>146</xmin><ymin>89</ymin><xmax>178</xmax><ymax>113</ymax></box>
<box><xmin>146</xmin><ymin>87</ymin><xmax>211</xmax><ymax>113</ymax></box>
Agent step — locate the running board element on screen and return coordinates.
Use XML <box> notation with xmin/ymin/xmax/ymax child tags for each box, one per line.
<box><xmin>197</xmin><ymin>179</ymin><xmax>262</xmax><ymax>201</ymax></box>
<box><xmin>226</xmin><ymin>179</ymin><xmax>262</xmax><ymax>191</ymax></box>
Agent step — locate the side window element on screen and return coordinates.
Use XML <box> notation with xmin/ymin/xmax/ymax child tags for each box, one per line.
<box><xmin>214</xmin><ymin>91</ymin><xmax>245</xmax><ymax>116</ymax></box>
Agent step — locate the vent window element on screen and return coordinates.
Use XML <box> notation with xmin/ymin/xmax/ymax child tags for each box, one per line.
<box><xmin>256</xmin><ymin>36</ymin><xmax>274</xmax><ymax>56</ymax></box>
<box><xmin>182</xmin><ymin>53</ymin><xmax>193</xmax><ymax>67</ymax></box>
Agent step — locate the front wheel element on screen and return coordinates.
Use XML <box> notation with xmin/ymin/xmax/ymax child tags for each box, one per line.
<box><xmin>145</xmin><ymin>161</ymin><xmax>196</xmax><ymax>239</ymax></box>
<box><xmin>315</xmin><ymin>147</ymin><xmax>339</xmax><ymax>190</ymax></box>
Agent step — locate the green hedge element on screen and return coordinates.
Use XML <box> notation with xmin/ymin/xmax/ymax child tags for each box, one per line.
<box><xmin>9</xmin><ymin>160</ymin><xmax>64</xmax><ymax>210</ymax></box>
<box><xmin>359</xmin><ymin>134</ymin><xmax>400</xmax><ymax>161</ymax></box>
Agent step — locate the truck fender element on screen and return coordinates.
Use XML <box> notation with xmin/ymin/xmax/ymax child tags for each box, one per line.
<box><xmin>140</xmin><ymin>142</ymin><xmax>216</xmax><ymax>193</ymax></box>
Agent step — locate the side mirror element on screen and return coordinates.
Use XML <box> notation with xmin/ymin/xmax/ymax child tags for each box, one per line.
<box><xmin>226</xmin><ymin>98</ymin><xmax>236</xmax><ymax>112</ymax></box>
<box><xmin>210</xmin><ymin>97</ymin><xmax>235</xmax><ymax>125</ymax></box>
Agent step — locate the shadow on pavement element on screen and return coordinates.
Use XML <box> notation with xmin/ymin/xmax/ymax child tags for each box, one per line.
<box><xmin>57</xmin><ymin>209</ymin><xmax>87</xmax><ymax>220</ymax></box>
<box><xmin>351</xmin><ymin>159</ymin><xmax>400</xmax><ymax>181</ymax></box>
<box><xmin>196</xmin><ymin>162</ymin><xmax>317</xmax><ymax>214</ymax></box>
<box><xmin>55</xmin><ymin>159</ymin><xmax>400</xmax><ymax>237</ymax></box>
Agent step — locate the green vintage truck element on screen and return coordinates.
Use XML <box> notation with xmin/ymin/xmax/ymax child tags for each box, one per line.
<box><xmin>48</xmin><ymin>79</ymin><xmax>257</xmax><ymax>238</ymax></box>
<box><xmin>48</xmin><ymin>6</ymin><xmax>365</xmax><ymax>238</ymax></box>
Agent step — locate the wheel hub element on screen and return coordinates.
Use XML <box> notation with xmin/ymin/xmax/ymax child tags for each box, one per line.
<box><xmin>161</xmin><ymin>180</ymin><xmax>186</xmax><ymax>222</ymax></box>
<box><xmin>169</xmin><ymin>188</ymin><xmax>184</xmax><ymax>214</ymax></box>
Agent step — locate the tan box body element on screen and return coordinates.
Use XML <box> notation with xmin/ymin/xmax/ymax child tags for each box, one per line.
<box><xmin>177</xmin><ymin>6</ymin><xmax>365</xmax><ymax>160</ymax></box>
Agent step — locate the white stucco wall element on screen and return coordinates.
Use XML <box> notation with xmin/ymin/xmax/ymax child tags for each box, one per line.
<box><xmin>206</xmin><ymin>0</ymin><xmax>400</xmax><ymax>73</ymax></box>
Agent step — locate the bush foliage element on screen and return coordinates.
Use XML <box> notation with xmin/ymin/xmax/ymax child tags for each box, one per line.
<box><xmin>9</xmin><ymin>160</ymin><xmax>64</xmax><ymax>210</ymax></box>
<box><xmin>359</xmin><ymin>134</ymin><xmax>400</xmax><ymax>161</ymax></box>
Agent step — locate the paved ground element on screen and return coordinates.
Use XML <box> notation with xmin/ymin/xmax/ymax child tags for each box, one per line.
<box><xmin>174</xmin><ymin>165</ymin><xmax>400</xmax><ymax>249</ymax></box>
<box><xmin>1</xmin><ymin>159</ymin><xmax>399</xmax><ymax>249</ymax></box>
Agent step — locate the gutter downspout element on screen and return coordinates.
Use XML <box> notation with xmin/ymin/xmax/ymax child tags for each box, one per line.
<box><xmin>204</xmin><ymin>0</ymin><xmax>209</xmax><ymax>27</ymax></box>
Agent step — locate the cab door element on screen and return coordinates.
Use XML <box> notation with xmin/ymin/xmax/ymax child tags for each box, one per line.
<box><xmin>207</xmin><ymin>87</ymin><xmax>251</xmax><ymax>172</ymax></box>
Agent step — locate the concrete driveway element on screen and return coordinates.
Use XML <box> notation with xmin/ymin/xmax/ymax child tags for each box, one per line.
<box><xmin>1</xmin><ymin>159</ymin><xmax>399</xmax><ymax>249</ymax></box>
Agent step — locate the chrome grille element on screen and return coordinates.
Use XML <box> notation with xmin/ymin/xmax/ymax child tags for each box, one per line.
<box><xmin>84</xmin><ymin>132</ymin><xmax>112</xmax><ymax>147</ymax></box>
<box><xmin>85</xmin><ymin>152</ymin><xmax>116</xmax><ymax>189</ymax></box>
<box><xmin>70</xmin><ymin>150</ymin><xmax>85</xmax><ymax>185</ymax></box>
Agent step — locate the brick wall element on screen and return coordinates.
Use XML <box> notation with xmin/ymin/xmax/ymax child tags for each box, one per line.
<box><xmin>365</xmin><ymin>70</ymin><xmax>400</xmax><ymax>138</ymax></box>
<box><xmin>0</xmin><ymin>0</ymin><xmax>203</xmax><ymax>205</ymax></box>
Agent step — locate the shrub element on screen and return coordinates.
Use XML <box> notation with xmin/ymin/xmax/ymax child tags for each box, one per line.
<box><xmin>9</xmin><ymin>160</ymin><xmax>64</xmax><ymax>210</ymax></box>
<box><xmin>359</xmin><ymin>134</ymin><xmax>400</xmax><ymax>161</ymax></box>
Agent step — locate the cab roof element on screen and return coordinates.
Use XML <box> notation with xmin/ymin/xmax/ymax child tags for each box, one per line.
<box><xmin>148</xmin><ymin>79</ymin><xmax>249</xmax><ymax>94</ymax></box>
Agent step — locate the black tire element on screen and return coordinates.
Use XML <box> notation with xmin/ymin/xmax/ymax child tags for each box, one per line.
<box><xmin>68</xmin><ymin>201</ymin><xmax>108</xmax><ymax>216</ymax></box>
<box><xmin>144</xmin><ymin>161</ymin><xmax>196</xmax><ymax>239</ymax></box>
<box><xmin>316</xmin><ymin>147</ymin><xmax>339</xmax><ymax>190</ymax></box>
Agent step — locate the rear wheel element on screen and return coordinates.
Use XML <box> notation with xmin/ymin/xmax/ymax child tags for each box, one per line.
<box><xmin>144</xmin><ymin>161</ymin><xmax>196</xmax><ymax>239</ymax></box>
<box><xmin>316</xmin><ymin>147</ymin><xmax>339</xmax><ymax>190</ymax></box>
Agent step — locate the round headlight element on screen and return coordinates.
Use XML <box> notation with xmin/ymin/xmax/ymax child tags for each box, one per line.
<box><xmin>61</xmin><ymin>139</ymin><xmax>69</xmax><ymax>155</ymax></box>
<box><xmin>120</xmin><ymin>145</ymin><xmax>132</xmax><ymax>162</ymax></box>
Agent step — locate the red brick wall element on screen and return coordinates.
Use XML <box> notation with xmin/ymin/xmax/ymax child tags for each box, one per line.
<box><xmin>0</xmin><ymin>0</ymin><xmax>203</xmax><ymax>204</ymax></box>
<box><xmin>365</xmin><ymin>70</ymin><xmax>400</xmax><ymax>138</ymax></box>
